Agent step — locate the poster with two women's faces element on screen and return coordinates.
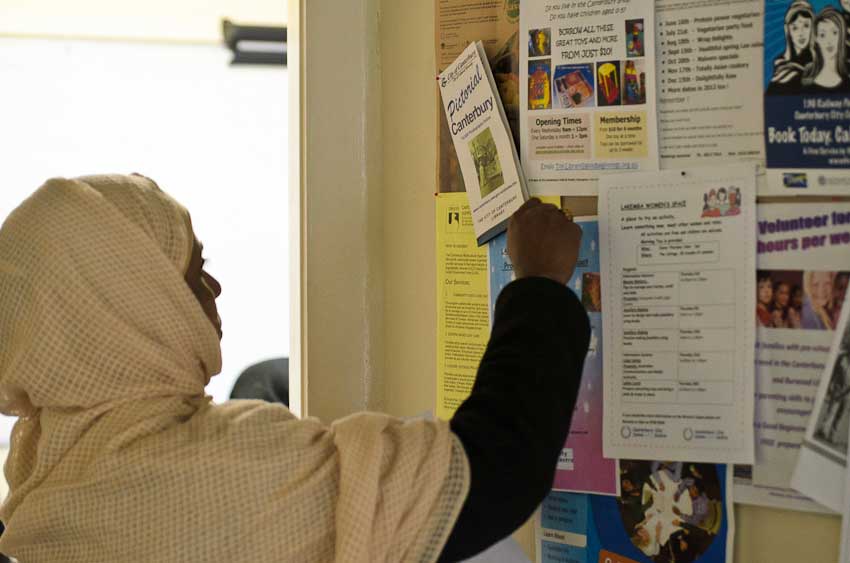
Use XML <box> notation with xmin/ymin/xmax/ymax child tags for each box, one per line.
<box><xmin>764</xmin><ymin>0</ymin><xmax>850</xmax><ymax>194</ymax></box>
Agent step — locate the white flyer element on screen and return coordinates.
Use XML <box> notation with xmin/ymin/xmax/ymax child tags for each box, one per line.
<box><xmin>655</xmin><ymin>0</ymin><xmax>765</xmax><ymax>169</ymax></box>
<box><xmin>792</xmin><ymin>297</ymin><xmax>850</xmax><ymax>513</ymax></box>
<box><xmin>438</xmin><ymin>42</ymin><xmax>529</xmax><ymax>245</ymax></box>
<box><xmin>752</xmin><ymin>203</ymin><xmax>850</xmax><ymax>494</ymax></box>
<box><xmin>519</xmin><ymin>0</ymin><xmax>659</xmax><ymax>196</ymax></box>
<box><xmin>600</xmin><ymin>164</ymin><xmax>756</xmax><ymax>463</ymax></box>
<box><xmin>733</xmin><ymin>464</ymin><xmax>832</xmax><ymax>514</ymax></box>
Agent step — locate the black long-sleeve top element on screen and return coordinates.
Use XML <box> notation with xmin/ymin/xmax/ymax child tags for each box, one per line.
<box><xmin>439</xmin><ymin>277</ymin><xmax>591</xmax><ymax>562</ymax></box>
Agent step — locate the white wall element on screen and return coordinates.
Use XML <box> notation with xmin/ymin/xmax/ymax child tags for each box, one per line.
<box><xmin>0</xmin><ymin>37</ymin><xmax>290</xmax><ymax>441</ymax></box>
<box><xmin>0</xmin><ymin>0</ymin><xmax>285</xmax><ymax>43</ymax></box>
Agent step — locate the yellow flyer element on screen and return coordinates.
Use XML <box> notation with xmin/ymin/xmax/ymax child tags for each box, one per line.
<box><xmin>436</xmin><ymin>193</ymin><xmax>490</xmax><ymax>419</ymax></box>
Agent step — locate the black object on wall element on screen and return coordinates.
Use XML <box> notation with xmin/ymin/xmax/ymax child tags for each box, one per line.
<box><xmin>222</xmin><ymin>19</ymin><xmax>287</xmax><ymax>66</ymax></box>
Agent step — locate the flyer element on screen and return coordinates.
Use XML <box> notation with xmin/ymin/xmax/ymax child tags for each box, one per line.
<box><xmin>599</xmin><ymin>165</ymin><xmax>756</xmax><ymax>463</ymax></box>
<box><xmin>489</xmin><ymin>216</ymin><xmax>619</xmax><ymax>496</ymax></box>
<box><xmin>751</xmin><ymin>203</ymin><xmax>850</xmax><ymax>495</ymax></box>
<box><xmin>439</xmin><ymin>42</ymin><xmax>530</xmax><ymax>244</ymax></box>
<box><xmin>435</xmin><ymin>193</ymin><xmax>491</xmax><ymax>420</ymax></box>
<box><xmin>763</xmin><ymin>0</ymin><xmax>850</xmax><ymax>195</ymax></box>
<box><xmin>436</xmin><ymin>0</ymin><xmax>520</xmax><ymax>194</ymax></box>
<box><xmin>536</xmin><ymin>462</ymin><xmax>734</xmax><ymax>563</ymax></box>
<box><xmin>732</xmin><ymin>464</ymin><xmax>831</xmax><ymax>513</ymax></box>
<box><xmin>792</xmin><ymin>295</ymin><xmax>850</xmax><ymax>512</ymax></box>
<box><xmin>519</xmin><ymin>0</ymin><xmax>659</xmax><ymax>196</ymax></box>
<box><xmin>656</xmin><ymin>0</ymin><xmax>765</xmax><ymax>169</ymax></box>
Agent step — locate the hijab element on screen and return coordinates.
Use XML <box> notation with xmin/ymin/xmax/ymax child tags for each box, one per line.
<box><xmin>0</xmin><ymin>175</ymin><xmax>468</xmax><ymax>562</ymax></box>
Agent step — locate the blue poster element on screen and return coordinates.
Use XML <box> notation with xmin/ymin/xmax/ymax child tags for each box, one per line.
<box><xmin>538</xmin><ymin>463</ymin><xmax>733</xmax><ymax>563</ymax></box>
<box><xmin>764</xmin><ymin>0</ymin><xmax>850</xmax><ymax>193</ymax></box>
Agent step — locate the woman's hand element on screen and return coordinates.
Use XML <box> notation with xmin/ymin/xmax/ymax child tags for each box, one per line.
<box><xmin>507</xmin><ymin>198</ymin><xmax>582</xmax><ymax>286</ymax></box>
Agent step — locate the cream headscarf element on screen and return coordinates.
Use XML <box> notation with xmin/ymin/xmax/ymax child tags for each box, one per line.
<box><xmin>0</xmin><ymin>175</ymin><xmax>469</xmax><ymax>562</ymax></box>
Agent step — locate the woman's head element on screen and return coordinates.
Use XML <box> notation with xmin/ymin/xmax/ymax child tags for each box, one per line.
<box><xmin>185</xmin><ymin>237</ymin><xmax>223</xmax><ymax>339</ymax></box>
<box><xmin>809</xmin><ymin>8</ymin><xmax>848</xmax><ymax>77</ymax></box>
<box><xmin>773</xmin><ymin>281</ymin><xmax>791</xmax><ymax>307</ymax></box>
<box><xmin>785</xmin><ymin>2</ymin><xmax>815</xmax><ymax>56</ymax></box>
<box><xmin>758</xmin><ymin>273</ymin><xmax>774</xmax><ymax>306</ymax></box>
<box><xmin>792</xmin><ymin>285</ymin><xmax>804</xmax><ymax>308</ymax></box>
<box><xmin>805</xmin><ymin>270</ymin><xmax>836</xmax><ymax>308</ymax></box>
<box><xmin>0</xmin><ymin>175</ymin><xmax>222</xmax><ymax>416</ymax></box>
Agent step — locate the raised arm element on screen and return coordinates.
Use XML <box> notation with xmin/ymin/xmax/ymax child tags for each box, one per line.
<box><xmin>439</xmin><ymin>199</ymin><xmax>591</xmax><ymax>561</ymax></box>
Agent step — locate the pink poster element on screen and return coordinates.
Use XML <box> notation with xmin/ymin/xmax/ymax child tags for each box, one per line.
<box><xmin>489</xmin><ymin>219</ymin><xmax>619</xmax><ymax>495</ymax></box>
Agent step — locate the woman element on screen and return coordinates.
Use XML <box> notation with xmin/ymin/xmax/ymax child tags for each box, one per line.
<box><xmin>767</xmin><ymin>1</ymin><xmax>815</xmax><ymax>94</ymax></box>
<box><xmin>0</xmin><ymin>176</ymin><xmax>589</xmax><ymax>561</ymax></box>
<box><xmin>757</xmin><ymin>273</ymin><xmax>774</xmax><ymax>327</ymax></box>
<box><xmin>832</xmin><ymin>272</ymin><xmax>850</xmax><ymax>327</ymax></box>
<box><xmin>802</xmin><ymin>270</ymin><xmax>837</xmax><ymax>330</ymax></box>
<box><xmin>771</xmin><ymin>281</ymin><xmax>799</xmax><ymax>328</ymax></box>
<box><xmin>725</xmin><ymin>189</ymin><xmax>741</xmax><ymax>216</ymax></box>
<box><xmin>801</xmin><ymin>8</ymin><xmax>850</xmax><ymax>92</ymax></box>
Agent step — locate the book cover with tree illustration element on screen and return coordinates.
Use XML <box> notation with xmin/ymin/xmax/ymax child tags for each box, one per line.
<box><xmin>469</xmin><ymin>127</ymin><xmax>504</xmax><ymax>197</ymax></box>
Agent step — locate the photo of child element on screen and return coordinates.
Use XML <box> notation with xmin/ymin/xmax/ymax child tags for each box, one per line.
<box><xmin>582</xmin><ymin>272</ymin><xmax>602</xmax><ymax>312</ymax></box>
<box><xmin>528</xmin><ymin>27</ymin><xmax>552</xmax><ymax>57</ymax></box>
<box><xmin>755</xmin><ymin>270</ymin><xmax>850</xmax><ymax>329</ymax></box>
<box><xmin>626</xmin><ymin>19</ymin><xmax>645</xmax><ymax>57</ymax></box>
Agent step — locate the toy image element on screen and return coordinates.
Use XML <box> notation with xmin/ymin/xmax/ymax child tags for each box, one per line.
<box><xmin>597</xmin><ymin>62</ymin><xmax>621</xmax><ymax>106</ymax></box>
<box><xmin>626</xmin><ymin>19</ymin><xmax>645</xmax><ymax>57</ymax></box>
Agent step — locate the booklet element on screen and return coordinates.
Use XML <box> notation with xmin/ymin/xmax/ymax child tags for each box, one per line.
<box><xmin>438</xmin><ymin>41</ymin><xmax>529</xmax><ymax>245</ymax></box>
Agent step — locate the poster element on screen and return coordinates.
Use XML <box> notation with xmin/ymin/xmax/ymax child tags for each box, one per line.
<box><xmin>520</xmin><ymin>0</ymin><xmax>660</xmax><ymax>195</ymax></box>
<box><xmin>436</xmin><ymin>0</ymin><xmax>521</xmax><ymax>194</ymax></box>
<box><xmin>763</xmin><ymin>0</ymin><xmax>850</xmax><ymax>195</ymax></box>
<box><xmin>750</xmin><ymin>203</ymin><xmax>850</xmax><ymax>498</ymax></box>
<box><xmin>436</xmin><ymin>193</ymin><xmax>491</xmax><ymax>420</ymax></box>
<box><xmin>656</xmin><ymin>0</ymin><xmax>766</xmax><ymax>169</ymax></box>
<box><xmin>792</xmin><ymin>295</ymin><xmax>850</xmax><ymax>512</ymax></box>
<box><xmin>537</xmin><ymin>463</ymin><xmax>734</xmax><ymax>563</ymax></box>
<box><xmin>732</xmin><ymin>464</ymin><xmax>831</xmax><ymax>513</ymax></box>
<box><xmin>489</xmin><ymin>217</ymin><xmax>619</xmax><ymax>496</ymax></box>
<box><xmin>599</xmin><ymin>165</ymin><xmax>756</xmax><ymax>463</ymax></box>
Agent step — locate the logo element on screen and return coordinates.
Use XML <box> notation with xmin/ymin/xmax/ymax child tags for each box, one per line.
<box><xmin>504</xmin><ymin>0</ymin><xmax>519</xmax><ymax>22</ymax></box>
<box><xmin>683</xmin><ymin>427</ymin><xmax>694</xmax><ymax>441</ymax></box>
<box><xmin>782</xmin><ymin>172</ymin><xmax>808</xmax><ymax>189</ymax></box>
<box><xmin>446</xmin><ymin>208</ymin><xmax>461</xmax><ymax>232</ymax></box>
<box><xmin>819</xmin><ymin>175</ymin><xmax>827</xmax><ymax>187</ymax></box>
<box><xmin>620</xmin><ymin>425</ymin><xmax>632</xmax><ymax>439</ymax></box>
